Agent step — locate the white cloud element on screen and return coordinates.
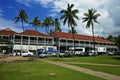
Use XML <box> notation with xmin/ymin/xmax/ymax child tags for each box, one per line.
<box><xmin>0</xmin><ymin>17</ymin><xmax>22</xmax><ymax>32</ymax></box>
<box><xmin>15</xmin><ymin>0</ymin><xmax>120</xmax><ymax>37</ymax></box>
<box><xmin>0</xmin><ymin>8</ymin><xmax>3</xmax><ymax>17</ymax></box>
<box><xmin>16</xmin><ymin>0</ymin><xmax>31</xmax><ymax>7</ymax></box>
<box><xmin>0</xmin><ymin>8</ymin><xmax>22</xmax><ymax>32</ymax></box>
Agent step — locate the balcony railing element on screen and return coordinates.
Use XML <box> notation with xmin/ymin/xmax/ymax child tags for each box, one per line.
<box><xmin>60</xmin><ymin>42</ymin><xmax>66</xmax><ymax>46</ymax></box>
<box><xmin>14</xmin><ymin>39</ymin><xmax>21</xmax><ymax>44</ymax></box>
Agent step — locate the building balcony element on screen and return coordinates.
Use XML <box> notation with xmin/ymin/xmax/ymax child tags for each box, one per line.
<box><xmin>60</xmin><ymin>42</ymin><xmax>67</xmax><ymax>46</ymax></box>
<box><xmin>14</xmin><ymin>39</ymin><xmax>21</xmax><ymax>44</ymax></box>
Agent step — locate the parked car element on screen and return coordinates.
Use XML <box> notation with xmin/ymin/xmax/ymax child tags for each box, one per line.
<box><xmin>59</xmin><ymin>53</ymin><xmax>66</xmax><ymax>57</ymax></box>
<box><xmin>107</xmin><ymin>51</ymin><xmax>115</xmax><ymax>56</ymax></box>
<box><xmin>12</xmin><ymin>52</ymin><xmax>20</xmax><ymax>56</ymax></box>
<box><xmin>88</xmin><ymin>50</ymin><xmax>98</xmax><ymax>56</ymax></box>
<box><xmin>79</xmin><ymin>52</ymin><xmax>89</xmax><ymax>56</ymax></box>
<box><xmin>21</xmin><ymin>51</ymin><xmax>34</xmax><ymax>57</ymax></box>
<box><xmin>39</xmin><ymin>52</ymin><xmax>57</xmax><ymax>58</ymax></box>
<box><xmin>12</xmin><ymin>51</ymin><xmax>34</xmax><ymax>57</ymax></box>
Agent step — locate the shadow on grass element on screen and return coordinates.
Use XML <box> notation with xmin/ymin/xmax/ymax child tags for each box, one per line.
<box><xmin>111</xmin><ymin>56</ymin><xmax>120</xmax><ymax>60</ymax></box>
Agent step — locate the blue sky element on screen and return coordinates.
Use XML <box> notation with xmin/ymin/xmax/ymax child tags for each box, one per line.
<box><xmin>0</xmin><ymin>0</ymin><xmax>120</xmax><ymax>37</ymax></box>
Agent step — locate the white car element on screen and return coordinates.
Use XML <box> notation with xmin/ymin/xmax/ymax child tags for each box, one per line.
<box><xmin>13</xmin><ymin>51</ymin><xmax>34</xmax><ymax>57</ymax></box>
<box><xmin>12</xmin><ymin>52</ymin><xmax>20</xmax><ymax>56</ymax></box>
<box><xmin>21</xmin><ymin>51</ymin><xmax>34</xmax><ymax>57</ymax></box>
<box><xmin>88</xmin><ymin>50</ymin><xmax>98</xmax><ymax>56</ymax></box>
<box><xmin>39</xmin><ymin>52</ymin><xmax>57</xmax><ymax>58</ymax></box>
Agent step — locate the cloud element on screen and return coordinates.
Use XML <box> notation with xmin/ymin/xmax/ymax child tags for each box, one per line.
<box><xmin>15</xmin><ymin>0</ymin><xmax>120</xmax><ymax>37</ymax></box>
<box><xmin>0</xmin><ymin>17</ymin><xmax>23</xmax><ymax>32</ymax></box>
<box><xmin>0</xmin><ymin>8</ymin><xmax>22</xmax><ymax>32</ymax></box>
<box><xmin>0</xmin><ymin>8</ymin><xmax>3</xmax><ymax>17</ymax></box>
<box><xmin>16</xmin><ymin>0</ymin><xmax>31</xmax><ymax>7</ymax></box>
<box><xmin>106</xmin><ymin>0</ymin><xmax>120</xmax><ymax>26</ymax></box>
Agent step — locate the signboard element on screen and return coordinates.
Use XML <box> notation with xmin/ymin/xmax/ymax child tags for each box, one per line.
<box><xmin>98</xmin><ymin>47</ymin><xmax>106</xmax><ymax>52</ymax></box>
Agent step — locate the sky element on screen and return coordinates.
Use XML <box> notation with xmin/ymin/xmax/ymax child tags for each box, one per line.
<box><xmin>0</xmin><ymin>0</ymin><xmax>120</xmax><ymax>37</ymax></box>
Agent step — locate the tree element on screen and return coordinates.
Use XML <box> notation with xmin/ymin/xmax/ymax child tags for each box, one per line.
<box><xmin>116</xmin><ymin>35</ymin><xmax>120</xmax><ymax>49</ymax></box>
<box><xmin>30</xmin><ymin>16</ymin><xmax>41</xmax><ymax>31</ymax></box>
<box><xmin>68</xmin><ymin>29</ymin><xmax>77</xmax><ymax>34</ymax></box>
<box><xmin>42</xmin><ymin>17</ymin><xmax>54</xmax><ymax>53</ymax></box>
<box><xmin>42</xmin><ymin>17</ymin><xmax>54</xmax><ymax>34</ymax></box>
<box><xmin>60</xmin><ymin>3</ymin><xmax>79</xmax><ymax>56</ymax></box>
<box><xmin>14</xmin><ymin>9</ymin><xmax>28</xmax><ymax>31</ymax></box>
<box><xmin>106</xmin><ymin>35</ymin><xmax>114</xmax><ymax>41</ymax></box>
<box><xmin>106</xmin><ymin>35</ymin><xmax>120</xmax><ymax>49</ymax></box>
<box><xmin>54</xmin><ymin>18</ymin><xmax>61</xmax><ymax>32</ymax></box>
<box><xmin>82</xmin><ymin>9</ymin><xmax>100</xmax><ymax>54</ymax></box>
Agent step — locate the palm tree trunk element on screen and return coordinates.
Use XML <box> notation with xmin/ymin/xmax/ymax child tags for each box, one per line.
<box><xmin>21</xmin><ymin>20</ymin><xmax>24</xmax><ymax>31</ymax></box>
<box><xmin>73</xmin><ymin>33</ymin><xmax>75</xmax><ymax>57</ymax></box>
<box><xmin>72</xmin><ymin>27</ymin><xmax>75</xmax><ymax>57</ymax></box>
<box><xmin>45</xmin><ymin>27</ymin><xmax>47</xmax><ymax>53</ymax></box>
<box><xmin>20</xmin><ymin>36</ymin><xmax>23</xmax><ymax>56</ymax></box>
<box><xmin>92</xmin><ymin>25</ymin><xmax>96</xmax><ymax>56</ymax></box>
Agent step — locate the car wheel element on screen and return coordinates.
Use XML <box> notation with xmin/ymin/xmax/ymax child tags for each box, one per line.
<box><xmin>28</xmin><ymin>54</ymin><xmax>31</xmax><ymax>57</ymax></box>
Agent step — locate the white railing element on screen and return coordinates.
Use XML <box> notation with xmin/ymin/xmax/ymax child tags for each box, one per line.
<box><xmin>14</xmin><ymin>39</ymin><xmax>21</xmax><ymax>43</ymax></box>
<box><xmin>60</xmin><ymin>42</ymin><xmax>67</xmax><ymax>46</ymax></box>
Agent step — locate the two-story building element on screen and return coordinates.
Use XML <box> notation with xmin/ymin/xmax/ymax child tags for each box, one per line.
<box><xmin>51</xmin><ymin>32</ymin><xmax>118</xmax><ymax>53</ymax></box>
<box><xmin>0</xmin><ymin>28</ymin><xmax>118</xmax><ymax>54</ymax></box>
<box><xmin>0</xmin><ymin>28</ymin><xmax>53</xmax><ymax>53</ymax></box>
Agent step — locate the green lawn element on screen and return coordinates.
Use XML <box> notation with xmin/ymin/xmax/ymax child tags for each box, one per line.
<box><xmin>0</xmin><ymin>60</ymin><xmax>105</xmax><ymax>80</ymax></box>
<box><xmin>48</xmin><ymin>56</ymin><xmax>120</xmax><ymax>65</ymax></box>
<box><xmin>69</xmin><ymin>64</ymin><xmax>120</xmax><ymax>76</ymax></box>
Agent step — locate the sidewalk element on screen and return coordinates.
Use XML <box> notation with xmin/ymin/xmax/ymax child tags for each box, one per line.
<box><xmin>65</xmin><ymin>62</ymin><xmax>120</xmax><ymax>67</ymax></box>
<box><xmin>41</xmin><ymin>59</ymin><xmax>120</xmax><ymax>80</ymax></box>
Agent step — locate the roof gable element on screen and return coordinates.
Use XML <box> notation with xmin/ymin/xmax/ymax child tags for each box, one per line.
<box><xmin>20</xmin><ymin>30</ymin><xmax>48</xmax><ymax>37</ymax></box>
<box><xmin>0</xmin><ymin>28</ymin><xmax>17</xmax><ymax>35</ymax></box>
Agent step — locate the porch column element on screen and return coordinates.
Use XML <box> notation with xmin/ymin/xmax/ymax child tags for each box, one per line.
<box><xmin>28</xmin><ymin>36</ymin><xmax>30</xmax><ymax>51</ymax></box>
<box><xmin>36</xmin><ymin>37</ymin><xmax>38</xmax><ymax>54</ymax></box>
<box><xmin>66</xmin><ymin>39</ymin><xmax>67</xmax><ymax>51</ymax></box>
<box><xmin>20</xmin><ymin>35</ymin><xmax>23</xmax><ymax>54</ymax></box>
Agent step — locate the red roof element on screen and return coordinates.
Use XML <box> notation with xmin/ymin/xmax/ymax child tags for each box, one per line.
<box><xmin>0</xmin><ymin>28</ymin><xmax>17</xmax><ymax>35</ymax></box>
<box><xmin>51</xmin><ymin>32</ymin><xmax>114</xmax><ymax>44</ymax></box>
<box><xmin>20</xmin><ymin>30</ymin><xmax>48</xmax><ymax>37</ymax></box>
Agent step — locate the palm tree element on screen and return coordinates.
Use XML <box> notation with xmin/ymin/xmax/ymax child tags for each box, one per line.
<box><xmin>82</xmin><ymin>9</ymin><xmax>100</xmax><ymax>55</ymax></box>
<box><xmin>54</xmin><ymin>18</ymin><xmax>61</xmax><ymax>32</ymax></box>
<box><xmin>30</xmin><ymin>16</ymin><xmax>41</xmax><ymax>31</ymax></box>
<box><xmin>42</xmin><ymin>17</ymin><xmax>54</xmax><ymax>53</ymax></box>
<box><xmin>29</xmin><ymin>16</ymin><xmax>41</xmax><ymax>54</ymax></box>
<box><xmin>43</xmin><ymin>17</ymin><xmax>54</xmax><ymax>34</ymax></box>
<box><xmin>14</xmin><ymin>9</ymin><xmax>28</xmax><ymax>31</ymax></box>
<box><xmin>60</xmin><ymin>3</ymin><xmax>79</xmax><ymax>56</ymax></box>
<box><xmin>68</xmin><ymin>28</ymin><xmax>77</xmax><ymax>34</ymax></box>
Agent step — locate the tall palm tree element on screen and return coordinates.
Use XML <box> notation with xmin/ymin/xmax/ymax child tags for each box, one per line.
<box><xmin>54</xmin><ymin>18</ymin><xmax>61</xmax><ymax>32</ymax></box>
<box><xmin>30</xmin><ymin>16</ymin><xmax>41</xmax><ymax>54</ymax></box>
<box><xmin>43</xmin><ymin>17</ymin><xmax>54</xmax><ymax>34</ymax></box>
<box><xmin>14</xmin><ymin>9</ymin><xmax>28</xmax><ymax>54</ymax></box>
<box><xmin>14</xmin><ymin>9</ymin><xmax>28</xmax><ymax>31</ymax></box>
<box><xmin>82</xmin><ymin>9</ymin><xmax>100</xmax><ymax>55</ymax></box>
<box><xmin>68</xmin><ymin>28</ymin><xmax>77</xmax><ymax>34</ymax></box>
<box><xmin>30</xmin><ymin>16</ymin><xmax>41</xmax><ymax>31</ymax></box>
<box><xmin>60</xmin><ymin>3</ymin><xmax>79</xmax><ymax>55</ymax></box>
<box><xmin>42</xmin><ymin>17</ymin><xmax>54</xmax><ymax>53</ymax></box>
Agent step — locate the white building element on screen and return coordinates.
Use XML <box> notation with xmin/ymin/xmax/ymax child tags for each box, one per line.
<box><xmin>0</xmin><ymin>28</ymin><xmax>118</xmax><ymax>54</ymax></box>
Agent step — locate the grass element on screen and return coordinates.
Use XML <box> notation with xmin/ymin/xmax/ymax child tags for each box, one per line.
<box><xmin>69</xmin><ymin>64</ymin><xmax>120</xmax><ymax>76</ymax></box>
<box><xmin>48</xmin><ymin>56</ymin><xmax>120</xmax><ymax>65</ymax></box>
<box><xmin>0</xmin><ymin>60</ymin><xmax>105</xmax><ymax>80</ymax></box>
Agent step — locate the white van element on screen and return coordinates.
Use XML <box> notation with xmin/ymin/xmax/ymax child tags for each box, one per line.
<box><xmin>68</xmin><ymin>47</ymin><xmax>85</xmax><ymax>55</ymax></box>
